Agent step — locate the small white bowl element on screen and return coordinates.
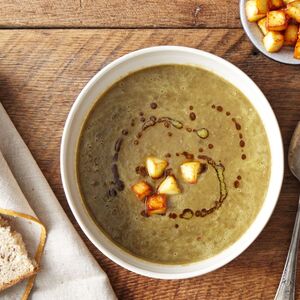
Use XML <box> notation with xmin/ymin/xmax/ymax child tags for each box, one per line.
<box><xmin>240</xmin><ymin>0</ymin><xmax>300</xmax><ymax>65</ymax></box>
<box><xmin>61</xmin><ymin>46</ymin><xmax>284</xmax><ymax>279</ymax></box>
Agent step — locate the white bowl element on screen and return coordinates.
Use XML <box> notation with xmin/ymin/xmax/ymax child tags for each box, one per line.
<box><xmin>240</xmin><ymin>0</ymin><xmax>300</xmax><ymax>65</ymax></box>
<box><xmin>61</xmin><ymin>46</ymin><xmax>284</xmax><ymax>279</ymax></box>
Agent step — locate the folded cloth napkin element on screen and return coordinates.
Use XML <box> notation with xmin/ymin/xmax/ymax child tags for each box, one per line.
<box><xmin>0</xmin><ymin>102</ymin><xmax>117</xmax><ymax>299</ymax></box>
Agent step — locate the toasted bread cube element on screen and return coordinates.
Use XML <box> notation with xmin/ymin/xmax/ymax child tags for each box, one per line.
<box><xmin>157</xmin><ymin>175</ymin><xmax>181</xmax><ymax>195</ymax></box>
<box><xmin>284</xmin><ymin>24</ymin><xmax>299</xmax><ymax>45</ymax></box>
<box><xmin>180</xmin><ymin>161</ymin><xmax>201</xmax><ymax>184</ymax></box>
<box><xmin>146</xmin><ymin>156</ymin><xmax>168</xmax><ymax>179</ymax></box>
<box><xmin>294</xmin><ymin>39</ymin><xmax>300</xmax><ymax>58</ymax></box>
<box><xmin>267</xmin><ymin>10</ymin><xmax>289</xmax><ymax>31</ymax></box>
<box><xmin>246</xmin><ymin>0</ymin><xmax>266</xmax><ymax>22</ymax></box>
<box><xmin>258</xmin><ymin>17</ymin><xmax>269</xmax><ymax>35</ymax></box>
<box><xmin>286</xmin><ymin>0</ymin><xmax>300</xmax><ymax>22</ymax></box>
<box><xmin>269</xmin><ymin>0</ymin><xmax>284</xmax><ymax>9</ymax></box>
<box><xmin>256</xmin><ymin>0</ymin><xmax>269</xmax><ymax>13</ymax></box>
<box><xmin>263</xmin><ymin>31</ymin><xmax>284</xmax><ymax>52</ymax></box>
<box><xmin>131</xmin><ymin>181</ymin><xmax>152</xmax><ymax>200</ymax></box>
<box><xmin>146</xmin><ymin>194</ymin><xmax>167</xmax><ymax>216</ymax></box>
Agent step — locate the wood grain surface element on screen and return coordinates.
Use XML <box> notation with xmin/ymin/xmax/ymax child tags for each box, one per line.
<box><xmin>0</xmin><ymin>0</ymin><xmax>240</xmax><ymax>28</ymax></box>
<box><xmin>0</xmin><ymin>29</ymin><xmax>299</xmax><ymax>299</ymax></box>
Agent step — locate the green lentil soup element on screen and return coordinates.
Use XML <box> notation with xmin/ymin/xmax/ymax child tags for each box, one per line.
<box><xmin>77</xmin><ymin>65</ymin><xmax>271</xmax><ymax>264</ymax></box>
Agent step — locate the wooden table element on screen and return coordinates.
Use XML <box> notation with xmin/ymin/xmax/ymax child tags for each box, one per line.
<box><xmin>0</xmin><ymin>1</ymin><xmax>300</xmax><ymax>299</ymax></box>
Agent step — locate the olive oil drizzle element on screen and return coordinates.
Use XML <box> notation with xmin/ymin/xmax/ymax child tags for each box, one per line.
<box><xmin>179</xmin><ymin>154</ymin><xmax>228</xmax><ymax>219</ymax></box>
<box><xmin>108</xmin><ymin>103</ymin><xmax>244</xmax><ymax>221</ymax></box>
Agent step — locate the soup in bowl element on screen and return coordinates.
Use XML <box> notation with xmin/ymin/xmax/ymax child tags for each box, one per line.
<box><xmin>61</xmin><ymin>46</ymin><xmax>283</xmax><ymax>279</ymax></box>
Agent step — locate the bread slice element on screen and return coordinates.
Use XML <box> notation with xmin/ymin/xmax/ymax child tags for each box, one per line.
<box><xmin>0</xmin><ymin>216</ymin><xmax>38</xmax><ymax>292</ymax></box>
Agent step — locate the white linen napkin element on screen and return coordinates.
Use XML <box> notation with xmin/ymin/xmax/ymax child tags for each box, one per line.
<box><xmin>0</xmin><ymin>102</ymin><xmax>117</xmax><ymax>299</ymax></box>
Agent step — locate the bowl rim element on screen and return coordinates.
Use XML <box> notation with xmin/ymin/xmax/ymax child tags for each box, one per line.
<box><xmin>239</xmin><ymin>0</ymin><xmax>300</xmax><ymax>65</ymax></box>
<box><xmin>60</xmin><ymin>46</ymin><xmax>284</xmax><ymax>279</ymax></box>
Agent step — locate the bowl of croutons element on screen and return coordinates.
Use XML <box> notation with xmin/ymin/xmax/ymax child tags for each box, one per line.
<box><xmin>240</xmin><ymin>0</ymin><xmax>300</xmax><ymax>64</ymax></box>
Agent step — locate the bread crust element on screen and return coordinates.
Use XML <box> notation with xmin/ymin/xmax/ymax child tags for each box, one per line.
<box><xmin>0</xmin><ymin>266</ymin><xmax>39</xmax><ymax>292</ymax></box>
<box><xmin>0</xmin><ymin>216</ymin><xmax>40</xmax><ymax>293</ymax></box>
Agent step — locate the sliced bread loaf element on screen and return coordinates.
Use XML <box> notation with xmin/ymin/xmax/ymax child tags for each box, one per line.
<box><xmin>0</xmin><ymin>215</ymin><xmax>38</xmax><ymax>292</ymax></box>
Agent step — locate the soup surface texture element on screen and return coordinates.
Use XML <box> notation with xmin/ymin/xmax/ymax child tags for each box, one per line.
<box><xmin>77</xmin><ymin>65</ymin><xmax>270</xmax><ymax>264</ymax></box>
